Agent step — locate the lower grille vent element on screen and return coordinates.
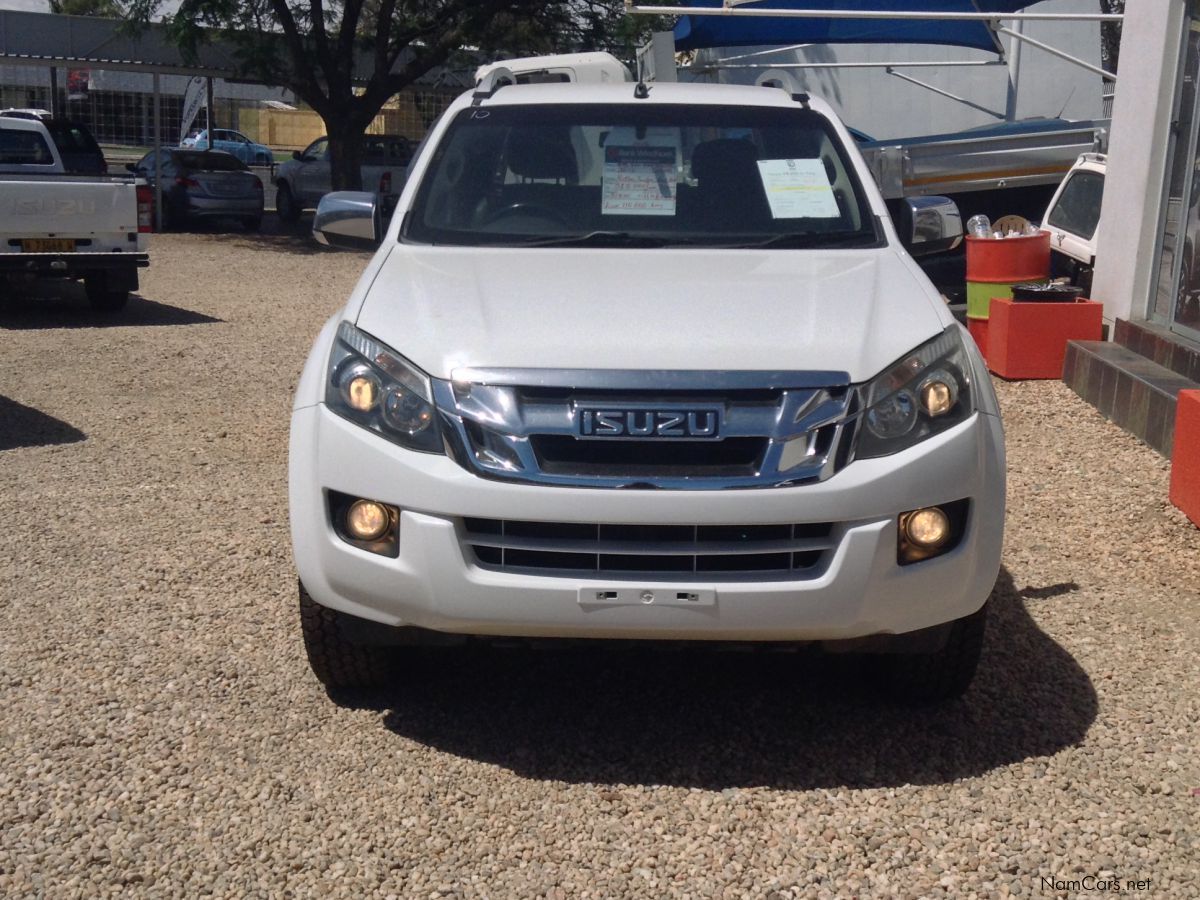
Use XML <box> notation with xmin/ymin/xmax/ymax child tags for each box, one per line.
<box><xmin>463</xmin><ymin>518</ymin><xmax>836</xmax><ymax>579</ymax></box>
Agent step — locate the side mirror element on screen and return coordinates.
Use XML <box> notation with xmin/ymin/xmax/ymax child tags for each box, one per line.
<box><xmin>292</xmin><ymin>150</ymin><xmax>303</xmax><ymax>161</ymax></box>
<box><xmin>313</xmin><ymin>191</ymin><xmax>381</xmax><ymax>251</ymax></box>
<box><xmin>894</xmin><ymin>196</ymin><xmax>963</xmax><ymax>257</ymax></box>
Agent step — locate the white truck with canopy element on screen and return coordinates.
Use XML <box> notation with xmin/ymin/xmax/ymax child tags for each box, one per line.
<box><xmin>0</xmin><ymin>117</ymin><xmax>150</xmax><ymax>311</ymax></box>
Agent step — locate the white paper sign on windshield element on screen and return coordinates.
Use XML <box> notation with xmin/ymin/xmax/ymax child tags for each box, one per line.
<box><xmin>601</xmin><ymin>129</ymin><xmax>678</xmax><ymax>216</ymax></box>
<box><xmin>756</xmin><ymin>158</ymin><xmax>840</xmax><ymax>219</ymax></box>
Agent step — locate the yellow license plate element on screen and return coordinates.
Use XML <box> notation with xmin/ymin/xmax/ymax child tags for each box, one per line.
<box><xmin>21</xmin><ymin>239</ymin><xmax>76</xmax><ymax>253</ymax></box>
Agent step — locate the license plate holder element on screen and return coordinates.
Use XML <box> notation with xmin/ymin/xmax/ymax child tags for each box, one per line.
<box><xmin>21</xmin><ymin>238</ymin><xmax>76</xmax><ymax>253</ymax></box>
<box><xmin>578</xmin><ymin>587</ymin><xmax>716</xmax><ymax>607</ymax></box>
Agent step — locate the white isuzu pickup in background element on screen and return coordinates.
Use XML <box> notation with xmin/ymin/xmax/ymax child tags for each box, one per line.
<box><xmin>1</xmin><ymin>117</ymin><xmax>150</xmax><ymax>311</ymax></box>
<box><xmin>291</xmin><ymin>70</ymin><xmax>1006</xmax><ymax>703</ymax></box>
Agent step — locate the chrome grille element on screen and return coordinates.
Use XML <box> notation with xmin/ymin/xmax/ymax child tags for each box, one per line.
<box><xmin>433</xmin><ymin>368</ymin><xmax>856</xmax><ymax>490</ymax></box>
<box><xmin>463</xmin><ymin>518</ymin><xmax>837</xmax><ymax>579</ymax></box>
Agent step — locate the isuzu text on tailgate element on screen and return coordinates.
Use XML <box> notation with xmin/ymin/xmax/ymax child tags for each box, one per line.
<box><xmin>289</xmin><ymin>66</ymin><xmax>1005</xmax><ymax>703</ymax></box>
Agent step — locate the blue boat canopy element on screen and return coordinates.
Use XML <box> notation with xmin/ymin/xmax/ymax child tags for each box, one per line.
<box><xmin>672</xmin><ymin>1</ymin><xmax>1039</xmax><ymax>54</ymax></box>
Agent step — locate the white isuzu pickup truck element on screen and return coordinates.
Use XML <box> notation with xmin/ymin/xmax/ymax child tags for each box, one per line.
<box><xmin>290</xmin><ymin>74</ymin><xmax>1006</xmax><ymax>702</ymax></box>
<box><xmin>1</xmin><ymin>117</ymin><xmax>150</xmax><ymax>311</ymax></box>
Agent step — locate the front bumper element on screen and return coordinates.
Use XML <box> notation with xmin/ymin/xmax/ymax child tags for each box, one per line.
<box><xmin>290</xmin><ymin>401</ymin><xmax>1005</xmax><ymax>642</ymax></box>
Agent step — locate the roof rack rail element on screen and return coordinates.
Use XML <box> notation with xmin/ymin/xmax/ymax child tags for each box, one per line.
<box><xmin>473</xmin><ymin>67</ymin><xmax>515</xmax><ymax>105</ymax></box>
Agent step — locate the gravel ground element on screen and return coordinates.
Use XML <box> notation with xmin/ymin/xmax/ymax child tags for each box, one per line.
<box><xmin>1</xmin><ymin>228</ymin><xmax>1198</xmax><ymax>898</ymax></box>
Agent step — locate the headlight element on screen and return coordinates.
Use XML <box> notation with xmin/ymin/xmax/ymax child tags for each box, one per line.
<box><xmin>854</xmin><ymin>326</ymin><xmax>976</xmax><ymax>459</ymax></box>
<box><xmin>325</xmin><ymin>322</ymin><xmax>442</xmax><ymax>453</ymax></box>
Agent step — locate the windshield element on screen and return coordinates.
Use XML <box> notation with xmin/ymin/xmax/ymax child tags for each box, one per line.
<box><xmin>403</xmin><ymin>103</ymin><xmax>880</xmax><ymax>248</ymax></box>
<box><xmin>364</xmin><ymin>135</ymin><xmax>412</xmax><ymax>162</ymax></box>
<box><xmin>1047</xmin><ymin>170</ymin><xmax>1104</xmax><ymax>241</ymax></box>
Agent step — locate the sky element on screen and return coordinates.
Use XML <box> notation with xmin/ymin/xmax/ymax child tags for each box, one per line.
<box><xmin>0</xmin><ymin>0</ymin><xmax>182</xmax><ymax>11</ymax></box>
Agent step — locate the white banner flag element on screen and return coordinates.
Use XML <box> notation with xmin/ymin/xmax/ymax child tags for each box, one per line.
<box><xmin>180</xmin><ymin>77</ymin><xmax>207</xmax><ymax>145</ymax></box>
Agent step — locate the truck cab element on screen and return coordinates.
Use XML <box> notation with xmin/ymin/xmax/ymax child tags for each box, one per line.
<box><xmin>474</xmin><ymin>51</ymin><xmax>633</xmax><ymax>85</ymax></box>
<box><xmin>1041</xmin><ymin>152</ymin><xmax>1106</xmax><ymax>292</ymax></box>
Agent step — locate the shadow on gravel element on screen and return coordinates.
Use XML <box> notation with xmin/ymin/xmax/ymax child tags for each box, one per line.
<box><xmin>180</xmin><ymin>214</ymin><xmax>360</xmax><ymax>257</ymax></box>
<box><xmin>0</xmin><ymin>291</ymin><xmax>221</xmax><ymax>329</ymax></box>
<box><xmin>1019</xmin><ymin>581</ymin><xmax>1079</xmax><ymax>600</ymax></box>
<box><xmin>0</xmin><ymin>395</ymin><xmax>86</xmax><ymax>451</ymax></box>
<box><xmin>352</xmin><ymin>566</ymin><xmax>1097</xmax><ymax>790</ymax></box>
<box><xmin>203</xmin><ymin>231</ymin><xmax>335</xmax><ymax>257</ymax></box>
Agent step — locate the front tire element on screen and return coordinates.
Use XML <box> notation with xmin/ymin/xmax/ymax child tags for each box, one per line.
<box><xmin>276</xmin><ymin>183</ymin><xmax>300</xmax><ymax>223</ymax></box>
<box><xmin>242</xmin><ymin>215</ymin><xmax>262</xmax><ymax>232</ymax></box>
<box><xmin>874</xmin><ymin>601</ymin><xmax>988</xmax><ymax>704</ymax></box>
<box><xmin>298</xmin><ymin>582</ymin><xmax>391</xmax><ymax>689</ymax></box>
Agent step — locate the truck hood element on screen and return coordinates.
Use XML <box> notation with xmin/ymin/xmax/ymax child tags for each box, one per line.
<box><xmin>354</xmin><ymin>245</ymin><xmax>949</xmax><ymax>384</ymax></box>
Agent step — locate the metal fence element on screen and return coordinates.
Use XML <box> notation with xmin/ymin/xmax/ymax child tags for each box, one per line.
<box><xmin>0</xmin><ymin>63</ymin><xmax>458</xmax><ymax>154</ymax></box>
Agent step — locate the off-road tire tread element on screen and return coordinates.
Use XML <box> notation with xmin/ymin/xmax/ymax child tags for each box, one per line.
<box><xmin>298</xmin><ymin>583</ymin><xmax>390</xmax><ymax>688</ymax></box>
<box><xmin>883</xmin><ymin>601</ymin><xmax>988</xmax><ymax>704</ymax></box>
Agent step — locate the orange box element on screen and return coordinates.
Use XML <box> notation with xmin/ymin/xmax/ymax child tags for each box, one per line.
<box><xmin>1170</xmin><ymin>390</ymin><xmax>1200</xmax><ymax>528</ymax></box>
<box><xmin>966</xmin><ymin>315</ymin><xmax>989</xmax><ymax>362</ymax></box>
<box><xmin>986</xmin><ymin>296</ymin><xmax>1104</xmax><ymax>379</ymax></box>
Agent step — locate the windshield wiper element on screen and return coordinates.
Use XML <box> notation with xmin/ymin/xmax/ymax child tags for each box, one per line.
<box><xmin>504</xmin><ymin>231</ymin><xmax>672</xmax><ymax>248</ymax></box>
<box><xmin>734</xmin><ymin>232</ymin><xmax>876</xmax><ymax>250</ymax></box>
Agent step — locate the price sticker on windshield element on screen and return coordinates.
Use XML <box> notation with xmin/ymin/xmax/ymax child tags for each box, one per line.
<box><xmin>756</xmin><ymin>158</ymin><xmax>840</xmax><ymax>219</ymax></box>
<box><xmin>602</xmin><ymin>129</ymin><xmax>679</xmax><ymax>216</ymax></box>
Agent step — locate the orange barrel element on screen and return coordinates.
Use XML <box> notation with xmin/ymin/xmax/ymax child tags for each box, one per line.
<box><xmin>965</xmin><ymin>231</ymin><xmax>1051</xmax><ymax>319</ymax></box>
<box><xmin>967</xmin><ymin>315</ymin><xmax>990</xmax><ymax>361</ymax></box>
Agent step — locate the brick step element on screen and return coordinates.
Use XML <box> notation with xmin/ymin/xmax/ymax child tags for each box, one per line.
<box><xmin>1113</xmin><ymin>318</ymin><xmax>1200</xmax><ymax>382</ymax></box>
<box><xmin>1063</xmin><ymin>340</ymin><xmax>1200</xmax><ymax>457</ymax></box>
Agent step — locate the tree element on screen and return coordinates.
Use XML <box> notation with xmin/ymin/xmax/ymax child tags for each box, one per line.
<box><xmin>50</xmin><ymin>0</ymin><xmax>124</xmax><ymax>14</ymax></box>
<box><xmin>127</xmin><ymin>0</ymin><xmax>650</xmax><ymax>190</ymax></box>
<box><xmin>561</xmin><ymin>1</ymin><xmax>670</xmax><ymax>61</ymax></box>
<box><xmin>1099</xmin><ymin>0</ymin><xmax>1124</xmax><ymax>73</ymax></box>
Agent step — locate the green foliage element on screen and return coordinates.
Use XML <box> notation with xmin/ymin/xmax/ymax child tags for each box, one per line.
<box><xmin>49</xmin><ymin>0</ymin><xmax>124</xmax><ymax>15</ymax></box>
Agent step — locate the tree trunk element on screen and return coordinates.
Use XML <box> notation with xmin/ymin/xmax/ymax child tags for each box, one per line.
<box><xmin>327</xmin><ymin>123</ymin><xmax>367</xmax><ymax>192</ymax></box>
<box><xmin>1098</xmin><ymin>0</ymin><xmax>1123</xmax><ymax>73</ymax></box>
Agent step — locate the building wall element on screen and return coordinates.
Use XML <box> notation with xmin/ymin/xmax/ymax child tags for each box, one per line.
<box><xmin>1091</xmin><ymin>0</ymin><xmax>1189</xmax><ymax>326</ymax></box>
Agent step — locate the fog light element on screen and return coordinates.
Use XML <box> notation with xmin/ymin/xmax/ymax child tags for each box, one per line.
<box><xmin>902</xmin><ymin>506</ymin><xmax>950</xmax><ymax>549</ymax></box>
<box><xmin>345</xmin><ymin>499</ymin><xmax>390</xmax><ymax>541</ymax></box>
